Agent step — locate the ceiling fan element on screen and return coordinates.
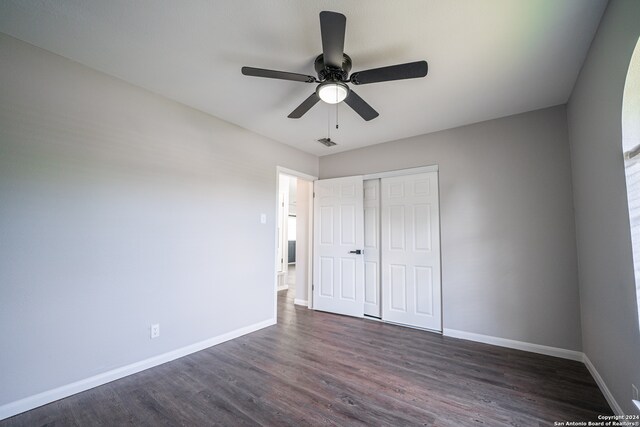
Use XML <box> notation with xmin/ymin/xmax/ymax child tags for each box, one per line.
<box><xmin>241</xmin><ymin>11</ymin><xmax>428</xmax><ymax>121</ymax></box>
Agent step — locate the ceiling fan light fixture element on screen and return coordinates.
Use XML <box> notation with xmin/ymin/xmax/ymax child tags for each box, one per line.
<box><xmin>317</xmin><ymin>81</ymin><xmax>349</xmax><ymax>104</ymax></box>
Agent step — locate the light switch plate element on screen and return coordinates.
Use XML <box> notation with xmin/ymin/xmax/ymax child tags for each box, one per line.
<box><xmin>260</xmin><ymin>213</ymin><xmax>267</xmax><ymax>224</ymax></box>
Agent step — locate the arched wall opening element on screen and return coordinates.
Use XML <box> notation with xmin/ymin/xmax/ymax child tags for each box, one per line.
<box><xmin>622</xmin><ymin>36</ymin><xmax>640</xmax><ymax>328</ymax></box>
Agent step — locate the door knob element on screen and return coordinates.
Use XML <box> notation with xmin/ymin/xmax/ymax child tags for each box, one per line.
<box><xmin>349</xmin><ymin>249</ymin><xmax>362</xmax><ymax>255</ymax></box>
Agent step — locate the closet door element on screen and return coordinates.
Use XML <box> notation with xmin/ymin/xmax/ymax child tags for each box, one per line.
<box><xmin>381</xmin><ymin>172</ymin><xmax>441</xmax><ymax>331</ymax></box>
<box><xmin>363</xmin><ymin>179</ymin><xmax>381</xmax><ymax>318</ymax></box>
<box><xmin>313</xmin><ymin>176</ymin><xmax>365</xmax><ymax>317</ymax></box>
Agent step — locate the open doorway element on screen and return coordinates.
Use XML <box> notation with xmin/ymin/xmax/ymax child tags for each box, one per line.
<box><xmin>275</xmin><ymin>167</ymin><xmax>315</xmax><ymax>313</ymax></box>
<box><xmin>276</xmin><ymin>174</ymin><xmax>296</xmax><ymax>299</ymax></box>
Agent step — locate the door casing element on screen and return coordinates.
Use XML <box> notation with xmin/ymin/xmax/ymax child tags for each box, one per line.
<box><xmin>311</xmin><ymin>165</ymin><xmax>442</xmax><ymax>331</ymax></box>
<box><xmin>275</xmin><ymin>166</ymin><xmax>317</xmax><ymax>319</ymax></box>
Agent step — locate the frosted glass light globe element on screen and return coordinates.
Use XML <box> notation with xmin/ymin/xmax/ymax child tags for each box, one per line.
<box><xmin>317</xmin><ymin>82</ymin><xmax>348</xmax><ymax>104</ymax></box>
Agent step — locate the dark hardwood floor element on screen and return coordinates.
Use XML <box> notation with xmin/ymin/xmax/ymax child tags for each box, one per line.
<box><xmin>2</xmin><ymin>287</ymin><xmax>611</xmax><ymax>426</ymax></box>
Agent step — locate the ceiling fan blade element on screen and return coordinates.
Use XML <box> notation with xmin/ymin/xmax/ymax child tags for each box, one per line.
<box><xmin>350</xmin><ymin>61</ymin><xmax>428</xmax><ymax>85</ymax></box>
<box><xmin>242</xmin><ymin>67</ymin><xmax>316</xmax><ymax>83</ymax></box>
<box><xmin>319</xmin><ymin>11</ymin><xmax>346</xmax><ymax>69</ymax></box>
<box><xmin>344</xmin><ymin>90</ymin><xmax>379</xmax><ymax>121</ymax></box>
<box><xmin>288</xmin><ymin>93</ymin><xmax>321</xmax><ymax>118</ymax></box>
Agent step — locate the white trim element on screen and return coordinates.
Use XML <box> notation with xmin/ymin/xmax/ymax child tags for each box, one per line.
<box><xmin>313</xmin><ymin>175</ymin><xmax>363</xmax><ymax>184</ymax></box>
<box><xmin>276</xmin><ymin>166</ymin><xmax>318</xmax><ymax>182</ymax></box>
<box><xmin>273</xmin><ymin>170</ymin><xmax>280</xmax><ymax>320</ymax></box>
<box><xmin>275</xmin><ymin>166</ymin><xmax>316</xmax><ymax>313</ymax></box>
<box><xmin>294</xmin><ymin>298</ymin><xmax>308</xmax><ymax>306</ymax></box>
<box><xmin>386</xmin><ymin>319</ymin><xmax>441</xmax><ymax>334</ymax></box>
<box><xmin>443</xmin><ymin>330</ymin><xmax>620</xmax><ymax>415</ymax></box>
<box><xmin>442</xmin><ymin>328</ymin><xmax>583</xmax><ymax>361</ymax></box>
<box><xmin>0</xmin><ymin>318</ymin><xmax>275</xmax><ymax>421</ymax></box>
<box><xmin>363</xmin><ymin>165</ymin><xmax>438</xmax><ymax>180</ymax></box>
<box><xmin>307</xmin><ymin>181</ymin><xmax>314</xmax><ymax>310</ymax></box>
<box><xmin>583</xmin><ymin>354</ymin><xmax>623</xmax><ymax>415</ymax></box>
<box><xmin>277</xmin><ymin>284</ymin><xmax>289</xmax><ymax>291</ymax></box>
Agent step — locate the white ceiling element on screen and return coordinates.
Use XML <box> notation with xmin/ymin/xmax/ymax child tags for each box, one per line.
<box><xmin>0</xmin><ymin>0</ymin><xmax>607</xmax><ymax>156</ymax></box>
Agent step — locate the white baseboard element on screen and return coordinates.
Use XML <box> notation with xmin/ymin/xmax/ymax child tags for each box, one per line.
<box><xmin>2</xmin><ymin>321</ymin><xmax>622</xmax><ymax>421</ymax></box>
<box><xmin>0</xmin><ymin>318</ymin><xmax>276</xmax><ymax>421</ymax></box>
<box><xmin>582</xmin><ymin>354</ymin><xmax>623</xmax><ymax>415</ymax></box>
<box><xmin>442</xmin><ymin>329</ymin><xmax>624</xmax><ymax>415</ymax></box>
<box><xmin>442</xmin><ymin>328</ymin><xmax>583</xmax><ymax>361</ymax></box>
<box><xmin>294</xmin><ymin>299</ymin><xmax>308</xmax><ymax>306</ymax></box>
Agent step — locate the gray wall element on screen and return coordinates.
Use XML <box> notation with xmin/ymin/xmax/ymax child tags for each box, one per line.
<box><xmin>320</xmin><ymin>105</ymin><xmax>582</xmax><ymax>351</ymax></box>
<box><xmin>0</xmin><ymin>33</ymin><xmax>317</xmax><ymax>406</ymax></box>
<box><xmin>566</xmin><ymin>0</ymin><xmax>640</xmax><ymax>415</ymax></box>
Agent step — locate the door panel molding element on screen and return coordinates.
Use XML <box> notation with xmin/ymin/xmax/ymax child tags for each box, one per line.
<box><xmin>313</xmin><ymin>176</ymin><xmax>365</xmax><ymax>318</ymax></box>
<box><xmin>381</xmin><ymin>171</ymin><xmax>442</xmax><ymax>331</ymax></box>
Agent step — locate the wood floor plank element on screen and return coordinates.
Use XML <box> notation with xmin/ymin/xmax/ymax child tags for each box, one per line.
<box><xmin>0</xmin><ymin>288</ymin><xmax>612</xmax><ymax>426</ymax></box>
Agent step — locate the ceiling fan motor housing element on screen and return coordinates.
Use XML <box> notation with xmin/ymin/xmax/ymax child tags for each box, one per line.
<box><xmin>315</xmin><ymin>53</ymin><xmax>352</xmax><ymax>81</ymax></box>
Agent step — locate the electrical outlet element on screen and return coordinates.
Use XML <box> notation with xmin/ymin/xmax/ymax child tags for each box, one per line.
<box><xmin>633</xmin><ymin>384</ymin><xmax>639</xmax><ymax>401</ymax></box>
<box><xmin>151</xmin><ymin>324</ymin><xmax>160</xmax><ymax>339</ymax></box>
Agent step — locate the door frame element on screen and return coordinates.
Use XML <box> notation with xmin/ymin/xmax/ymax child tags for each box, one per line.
<box><xmin>277</xmin><ymin>165</ymin><xmax>441</xmax><ymax>329</ymax></box>
<box><xmin>321</xmin><ymin>164</ymin><xmax>442</xmax><ymax>331</ymax></box>
<box><xmin>363</xmin><ymin>164</ymin><xmax>438</xmax><ymax>180</ymax></box>
<box><xmin>274</xmin><ymin>166</ymin><xmax>317</xmax><ymax>318</ymax></box>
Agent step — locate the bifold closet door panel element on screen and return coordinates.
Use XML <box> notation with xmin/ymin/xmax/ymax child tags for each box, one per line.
<box><xmin>381</xmin><ymin>172</ymin><xmax>442</xmax><ymax>331</ymax></box>
<box><xmin>313</xmin><ymin>176</ymin><xmax>365</xmax><ymax>318</ymax></box>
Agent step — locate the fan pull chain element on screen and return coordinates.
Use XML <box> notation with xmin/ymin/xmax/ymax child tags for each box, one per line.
<box><xmin>336</xmin><ymin>85</ymin><xmax>339</xmax><ymax>129</ymax></box>
<box><xmin>327</xmin><ymin>104</ymin><xmax>331</xmax><ymax>140</ymax></box>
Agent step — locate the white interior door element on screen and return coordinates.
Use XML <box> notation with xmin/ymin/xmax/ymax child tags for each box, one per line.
<box><xmin>381</xmin><ymin>172</ymin><xmax>441</xmax><ymax>331</ymax></box>
<box><xmin>313</xmin><ymin>176</ymin><xmax>365</xmax><ymax>318</ymax></box>
<box><xmin>363</xmin><ymin>179</ymin><xmax>381</xmax><ymax>318</ymax></box>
